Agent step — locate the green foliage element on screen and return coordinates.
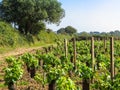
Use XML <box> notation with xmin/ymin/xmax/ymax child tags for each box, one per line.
<box><xmin>30</xmin><ymin>21</ymin><xmax>46</xmax><ymax>35</ymax></box>
<box><xmin>41</xmin><ymin>54</ymin><xmax>64</xmax><ymax>82</ymax></box>
<box><xmin>75</xmin><ymin>61</ymin><xmax>93</xmax><ymax>79</ymax></box>
<box><xmin>78</xmin><ymin>30</ymin><xmax>120</xmax><ymax>38</ymax></box>
<box><xmin>0</xmin><ymin>83</ymin><xmax>6</xmax><ymax>88</ymax></box>
<box><xmin>60</xmin><ymin>55</ymin><xmax>74</xmax><ymax>72</ymax></box>
<box><xmin>57</xmin><ymin>28</ymin><xmax>66</xmax><ymax>34</ymax></box>
<box><xmin>5</xmin><ymin>38</ymin><xmax>120</xmax><ymax>89</ymax></box>
<box><xmin>65</xmin><ymin>26</ymin><xmax>77</xmax><ymax>35</ymax></box>
<box><xmin>21</xmin><ymin>53</ymin><xmax>38</xmax><ymax>68</ymax></box>
<box><xmin>113</xmin><ymin>73</ymin><xmax>120</xmax><ymax>89</ymax></box>
<box><xmin>42</xmin><ymin>54</ymin><xmax>61</xmax><ymax>68</ymax></box>
<box><xmin>21</xmin><ymin>53</ymin><xmax>39</xmax><ymax>78</ymax></box>
<box><xmin>78</xmin><ymin>31</ymin><xmax>91</xmax><ymax>37</ymax></box>
<box><xmin>0</xmin><ymin>21</ymin><xmax>26</xmax><ymax>47</ymax></box>
<box><xmin>18</xmin><ymin>81</ymin><xmax>29</xmax><ymax>86</ymax></box>
<box><xmin>0</xmin><ymin>0</ymin><xmax>65</xmax><ymax>34</ymax></box>
<box><xmin>56</xmin><ymin>76</ymin><xmax>76</xmax><ymax>90</ymax></box>
<box><xmin>36</xmin><ymin>31</ymin><xmax>57</xmax><ymax>43</ymax></box>
<box><xmin>34</xmin><ymin>73</ymin><xmax>47</xmax><ymax>86</ymax></box>
<box><xmin>92</xmin><ymin>62</ymin><xmax>111</xmax><ymax>89</ymax></box>
<box><xmin>0</xmin><ymin>22</ymin><xmax>70</xmax><ymax>53</ymax></box>
<box><xmin>57</xmin><ymin>26</ymin><xmax>77</xmax><ymax>35</ymax></box>
<box><xmin>4</xmin><ymin>57</ymin><xmax>23</xmax><ymax>85</ymax></box>
<box><xmin>37</xmin><ymin>53</ymin><xmax>75</xmax><ymax>88</ymax></box>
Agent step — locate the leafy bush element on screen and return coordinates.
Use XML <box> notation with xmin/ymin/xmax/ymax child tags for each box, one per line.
<box><xmin>4</xmin><ymin>57</ymin><xmax>23</xmax><ymax>90</ymax></box>
<box><xmin>0</xmin><ymin>21</ymin><xmax>71</xmax><ymax>51</ymax></box>
<box><xmin>0</xmin><ymin>21</ymin><xmax>27</xmax><ymax>47</ymax></box>
<box><xmin>21</xmin><ymin>53</ymin><xmax>39</xmax><ymax>78</ymax></box>
<box><xmin>56</xmin><ymin>76</ymin><xmax>76</xmax><ymax>90</ymax></box>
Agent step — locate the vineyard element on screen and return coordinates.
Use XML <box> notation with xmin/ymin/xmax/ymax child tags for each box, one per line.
<box><xmin>1</xmin><ymin>36</ymin><xmax>120</xmax><ymax>90</ymax></box>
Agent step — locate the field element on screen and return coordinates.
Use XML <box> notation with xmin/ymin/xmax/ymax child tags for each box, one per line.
<box><xmin>0</xmin><ymin>37</ymin><xmax>120</xmax><ymax>90</ymax></box>
<box><xmin>0</xmin><ymin>44</ymin><xmax>55</xmax><ymax>90</ymax></box>
<box><xmin>1</xmin><ymin>0</ymin><xmax>120</xmax><ymax>90</ymax></box>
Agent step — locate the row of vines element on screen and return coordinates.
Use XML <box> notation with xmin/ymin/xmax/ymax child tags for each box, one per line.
<box><xmin>3</xmin><ymin>37</ymin><xmax>120</xmax><ymax>90</ymax></box>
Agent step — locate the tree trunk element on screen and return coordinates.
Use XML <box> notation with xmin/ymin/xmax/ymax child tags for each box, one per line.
<box><xmin>48</xmin><ymin>80</ymin><xmax>56</xmax><ymax>90</ymax></box>
<box><xmin>8</xmin><ymin>82</ymin><xmax>15</xmax><ymax>90</ymax></box>
<box><xmin>18</xmin><ymin>25</ymin><xmax>24</xmax><ymax>34</ymax></box>
<box><xmin>25</xmin><ymin>24</ymin><xmax>28</xmax><ymax>35</ymax></box>
<box><xmin>82</xmin><ymin>79</ymin><xmax>89</xmax><ymax>90</ymax></box>
<box><xmin>26</xmin><ymin>64</ymin><xmax>30</xmax><ymax>73</ymax></box>
<box><xmin>27</xmin><ymin>66</ymin><xmax>30</xmax><ymax>73</ymax></box>
<box><xmin>25</xmin><ymin>21</ymin><xmax>32</xmax><ymax>35</ymax></box>
<box><xmin>30</xmin><ymin>66</ymin><xmax>36</xmax><ymax>78</ymax></box>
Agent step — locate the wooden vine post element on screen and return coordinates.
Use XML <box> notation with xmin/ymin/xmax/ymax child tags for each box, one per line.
<box><xmin>91</xmin><ymin>37</ymin><xmax>95</xmax><ymax>71</ymax></box>
<box><xmin>64</xmin><ymin>39</ymin><xmax>68</xmax><ymax>57</ymax></box>
<box><xmin>110</xmin><ymin>37</ymin><xmax>114</xmax><ymax>82</ymax></box>
<box><xmin>104</xmin><ymin>37</ymin><xmax>107</xmax><ymax>52</ymax></box>
<box><xmin>73</xmin><ymin>38</ymin><xmax>76</xmax><ymax>69</ymax></box>
<box><xmin>91</xmin><ymin>37</ymin><xmax>94</xmax><ymax>85</ymax></box>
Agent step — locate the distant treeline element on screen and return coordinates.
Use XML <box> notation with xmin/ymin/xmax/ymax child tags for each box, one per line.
<box><xmin>78</xmin><ymin>30</ymin><xmax>120</xmax><ymax>37</ymax></box>
<box><xmin>74</xmin><ymin>30</ymin><xmax>120</xmax><ymax>40</ymax></box>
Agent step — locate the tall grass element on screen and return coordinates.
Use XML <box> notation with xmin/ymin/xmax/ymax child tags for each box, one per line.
<box><xmin>0</xmin><ymin>21</ymin><xmax>70</xmax><ymax>54</ymax></box>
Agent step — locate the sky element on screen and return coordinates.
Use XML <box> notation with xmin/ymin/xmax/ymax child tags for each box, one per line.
<box><xmin>47</xmin><ymin>0</ymin><xmax>120</xmax><ymax>33</ymax></box>
<box><xmin>1</xmin><ymin>0</ymin><xmax>120</xmax><ymax>33</ymax></box>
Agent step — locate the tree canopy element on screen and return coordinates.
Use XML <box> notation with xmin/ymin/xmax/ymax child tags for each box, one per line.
<box><xmin>57</xmin><ymin>28</ymin><xmax>65</xmax><ymax>34</ymax></box>
<box><xmin>0</xmin><ymin>0</ymin><xmax>65</xmax><ymax>35</ymax></box>
<box><xmin>64</xmin><ymin>26</ymin><xmax>77</xmax><ymax>35</ymax></box>
<box><xmin>57</xmin><ymin>26</ymin><xmax>77</xmax><ymax>35</ymax></box>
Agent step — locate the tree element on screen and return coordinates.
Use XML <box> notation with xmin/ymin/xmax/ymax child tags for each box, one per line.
<box><xmin>46</xmin><ymin>28</ymin><xmax>53</xmax><ymax>33</ymax></box>
<box><xmin>57</xmin><ymin>26</ymin><xmax>77</xmax><ymax>35</ymax></box>
<box><xmin>0</xmin><ymin>0</ymin><xmax>65</xmax><ymax>35</ymax></box>
<box><xmin>64</xmin><ymin>26</ymin><xmax>77</xmax><ymax>35</ymax></box>
<box><xmin>30</xmin><ymin>21</ymin><xmax>46</xmax><ymax>35</ymax></box>
<box><xmin>57</xmin><ymin>28</ymin><xmax>65</xmax><ymax>34</ymax></box>
<box><xmin>79</xmin><ymin>31</ymin><xmax>90</xmax><ymax>36</ymax></box>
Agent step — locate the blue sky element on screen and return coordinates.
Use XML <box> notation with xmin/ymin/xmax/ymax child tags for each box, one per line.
<box><xmin>47</xmin><ymin>0</ymin><xmax>120</xmax><ymax>32</ymax></box>
<box><xmin>1</xmin><ymin>0</ymin><xmax>120</xmax><ymax>32</ymax></box>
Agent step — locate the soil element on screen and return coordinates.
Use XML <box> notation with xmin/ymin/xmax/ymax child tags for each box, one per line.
<box><xmin>0</xmin><ymin>46</ymin><xmax>46</xmax><ymax>60</ymax></box>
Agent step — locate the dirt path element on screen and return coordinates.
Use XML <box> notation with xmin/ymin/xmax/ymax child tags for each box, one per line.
<box><xmin>0</xmin><ymin>44</ymin><xmax>55</xmax><ymax>60</ymax></box>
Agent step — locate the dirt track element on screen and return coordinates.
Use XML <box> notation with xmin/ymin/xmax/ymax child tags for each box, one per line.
<box><xmin>0</xmin><ymin>44</ymin><xmax>54</xmax><ymax>60</ymax></box>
